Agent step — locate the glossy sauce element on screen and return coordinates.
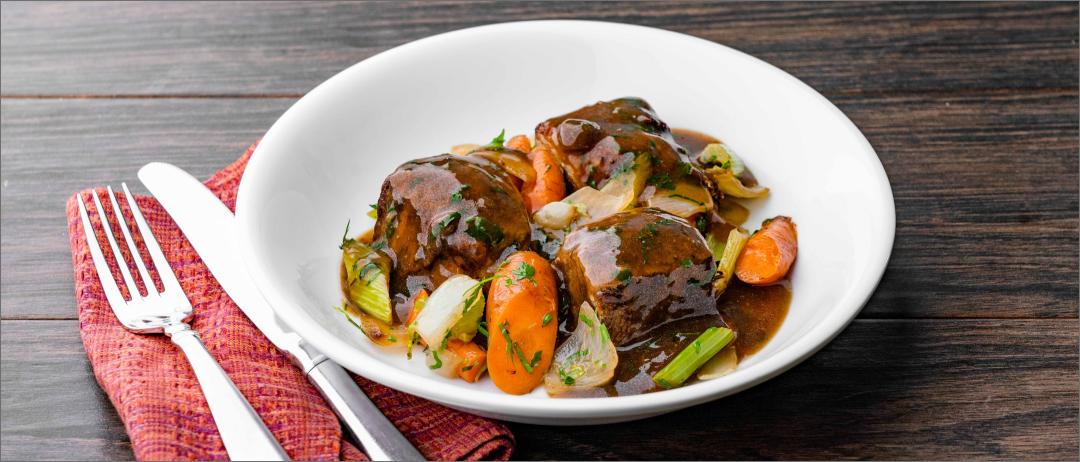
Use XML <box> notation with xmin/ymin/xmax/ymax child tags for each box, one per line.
<box><xmin>560</xmin><ymin>281</ymin><xmax>790</xmax><ymax>397</ymax></box>
<box><xmin>558</xmin><ymin>128</ymin><xmax>792</xmax><ymax>397</ymax></box>
<box><xmin>342</xmin><ymin>120</ymin><xmax>791</xmax><ymax>398</ymax></box>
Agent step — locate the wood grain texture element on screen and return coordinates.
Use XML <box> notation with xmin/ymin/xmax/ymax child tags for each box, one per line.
<box><xmin>1</xmin><ymin>319</ymin><xmax>1075</xmax><ymax>460</ymax></box>
<box><xmin>0</xmin><ymin>99</ymin><xmax>293</xmax><ymax>319</ymax></box>
<box><xmin>0</xmin><ymin>321</ymin><xmax>131</xmax><ymax>461</ymax></box>
<box><xmin>2</xmin><ymin>92</ymin><xmax>1075</xmax><ymax>319</ymax></box>
<box><xmin>2</xmin><ymin>2</ymin><xmax>1077</xmax><ymax>97</ymax></box>
<box><xmin>843</xmin><ymin>91</ymin><xmax>1080</xmax><ymax>319</ymax></box>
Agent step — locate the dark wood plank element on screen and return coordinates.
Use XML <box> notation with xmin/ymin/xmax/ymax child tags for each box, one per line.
<box><xmin>0</xmin><ymin>320</ymin><xmax>130</xmax><ymax>461</ymax></box>
<box><xmin>2</xmin><ymin>319</ymin><xmax>1075</xmax><ymax>460</ymax></box>
<box><xmin>510</xmin><ymin>319</ymin><xmax>1079</xmax><ymax>460</ymax></box>
<box><xmin>2</xmin><ymin>2</ymin><xmax>1076</xmax><ymax>97</ymax></box>
<box><xmin>840</xmin><ymin>90</ymin><xmax>1080</xmax><ymax>319</ymax></box>
<box><xmin>2</xmin><ymin>90</ymin><xmax>1076</xmax><ymax>319</ymax></box>
<box><xmin>0</xmin><ymin>98</ymin><xmax>293</xmax><ymax>319</ymax></box>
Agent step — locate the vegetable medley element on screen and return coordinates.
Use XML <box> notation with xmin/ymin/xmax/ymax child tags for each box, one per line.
<box><xmin>337</xmin><ymin>98</ymin><xmax>797</xmax><ymax>396</ymax></box>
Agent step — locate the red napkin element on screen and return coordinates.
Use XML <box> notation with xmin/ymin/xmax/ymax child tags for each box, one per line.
<box><xmin>66</xmin><ymin>144</ymin><xmax>514</xmax><ymax>461</ymax></box>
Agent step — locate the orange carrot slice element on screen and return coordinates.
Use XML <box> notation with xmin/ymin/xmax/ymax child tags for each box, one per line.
<box><xmin>486</xmin><ymin>251</ymin><xmax>558</xmax><ymax>394</ymax></box>
<box><xmin>735</xmin><ymin>216</ymin><xmax>797</xmax><ymax>285</ymax></box>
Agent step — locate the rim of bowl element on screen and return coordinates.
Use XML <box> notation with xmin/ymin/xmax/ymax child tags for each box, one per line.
<box><xmin>235</xmin><ymin>20</ymin><xmax>896</xmax><ymax>419</ymax></box>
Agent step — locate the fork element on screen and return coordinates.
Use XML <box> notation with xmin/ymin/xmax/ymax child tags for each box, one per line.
<box><xmin>77</xmin><ymin>185</ymin><xmax>289</xmax><ymax>461</ymax></box>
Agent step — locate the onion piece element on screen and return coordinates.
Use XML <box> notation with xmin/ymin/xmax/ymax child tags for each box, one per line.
<box><xmin>646</xmin><ymin>179</ymin><xmax>714</xmax><ymax>218</ymax></box>
<box><xmin>425</xmin><ymin>347</ymin><xmax>463</xmax><ymax>379</ymax></box>
<box><xmin>412</xmin><ymin>275</ymin><xmax>483</xmax><ymax>347</ymax></box>
<box><xmin>561</xmin><ymin>186</ymin><xmax>626</xmax><ymax>224</ymax></box>
<box><xmin>699</xmin><ymin>142</ymin><xmax>768</xmax><ymax>198</ymax></box>
<box><xmin>544</xmin><ymin>302</ymin><xmax>618</xmax><ymax>395</ymax></box>
<box><xmin>450</xmin><ymin>143</ymin><xmax>479</xmax><ymax>155</ymax></box>
<box><xmin>469</xmin><ymin>149</ymin><xmax>537</xmax><ymax>184</ymax></box>
<box><xmin>697</xmin><ymin>142</ymin><xmax>746</xmax><ymax>177</ymax></box>
<box><xmin>697</xmin><ymin>344</ymin><xmax>738</xmax><ymax>380</ymax></box>
<box><xmin>706</xmin><ymin>166</ymin><xmax>769</xmax><ymax>199</ymax></box>
<box><xmin>532</xmin><ymin>201</ymin><xmax>579</xmax><ymax>229</ymax></box>
<box><xmin>599</xmin><ymin>152</ymin><xmax>651</xmax><ymax>207</ymax></box>
<box><xmin>341</xmin><ymin>241</ymin><xmax>393</xmax><ymax>323</ymax></box>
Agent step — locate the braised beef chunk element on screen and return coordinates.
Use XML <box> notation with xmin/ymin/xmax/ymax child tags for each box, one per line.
<box><xmin>372</xmin><ymin>154</ymin><xmax>530</xmax><ymax>296</ymax></box>
<box><xmin>535</xmin><ymin>97</ymin><xmax>695</xmax><ymax>191</ymax></box>
<box><xmin>554</xmin><ymin>208</ymin><xmax>722</xmax><ymax>346</ymax></box>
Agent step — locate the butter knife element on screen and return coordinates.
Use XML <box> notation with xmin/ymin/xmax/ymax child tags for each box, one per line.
<box><xmin>139</xmin><ymin>162</ymin><xmax>424</xmax><ymax>461</ymax></box>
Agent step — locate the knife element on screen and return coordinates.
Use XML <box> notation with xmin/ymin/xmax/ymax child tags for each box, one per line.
<box><xmin>139</xmin><ymin>162</ymin><xmax>424</xmax><ymax>462</ymax></box>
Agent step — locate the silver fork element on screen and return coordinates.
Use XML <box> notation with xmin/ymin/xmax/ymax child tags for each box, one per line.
<box><xmin>77</xmin><ymin>185</ymin><xmax>289</xmax><ymax>461</ymax></box>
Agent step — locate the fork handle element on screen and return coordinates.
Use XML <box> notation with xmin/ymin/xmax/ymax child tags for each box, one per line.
<box><xmin>168</xmin><ymin>324</ymin><xmax>290</xmax><ymax>461</ymax></box>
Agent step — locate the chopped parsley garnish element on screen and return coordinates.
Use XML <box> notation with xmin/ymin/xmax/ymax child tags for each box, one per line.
<box><xmin>613</xmin><ymin>268</ymin><xmax>632</xmax><ymax>283</ymax></box>
<box><xmin>677</xmin><ymin>162</ymin><xmax>693</xmax><ymax>177</ymax></box>
<box><xmin>429</xmin><ymin>350</ymin><xmax>443</xmax><ymax>369</ymax></box>
<box><xmin>647</xmin><ymin>172</ymin><xmax>675</xmax><ymax>190</ymax></box>
<box><xmin>465</xmin><ymin>216</ymin><xmax>504</xmax><ymax>245</ymax></box>
<box><xmin>339</xmin><ymin>220</ymin><xmax>354</xmax><ymax>249</ymax></box>
<box><xmin>638</xmin><ymin>222</ymin><xmax>660</xmax><ymax>263</ymax></box>
<box><xmin>680</xmin><ymin>259</ymin><xmax>693</xmax><ymax>268</ymax></box>
<box><xmin>358</xmin><ymin>262</ymin><xmax>380</xmax><ymax>285</ymax></box>
<box><xmin>385</xmin><ymin>213</ymin><xmax>398</xmax><ymax>239</ymax></box>
<box><xmin>610</xmin><ymin>152</ymin><xmax>637</xmax><ymax>177</ymax></box>
<box><xmin>450</xmin><ymin>184</ymin><xmax>470</xmax><ymax>203</ymax></box>
<box><xmin>669</xmin><ymin>194</ymin><xmax>704</xmax><ymax>206</ymax></box>
<box><xmin>512</xmin><ymin>261</ymin><xmax>537</xmax><ymax>285</ymax></box>
<box><xmin>542</xmin><ymin>313</ymin><xmax>553</xmax><ymax>327</ymax></box>
<box><xmin>558</xmin><ymin>368</ymin><xmax>576</xmax><ymax>385</ymax></box>
<box><xmin>578</xmin><ymin>312</ymin><xmax>595</xmax><ymax>329</ymax></box>
<box><xmin>499</xmin><ymin>321</ymin><xmax>514</xmax><ymax>357</ymax></box>
<box><xmin>514</xmin><ymin>343</ymin><xmax>537</xmax><ymax>373</ymax></box>
<box><xmin>484</xmin><ymin>129</ymin><xmax>506</xmax><ymax>148</ymax></box>
<box><xmin>699</xmin><ymin>266</ymin><xmax>718</xmax><ymax>287</ymax></box>
<box><xmin>335</xmin><ymin>305</ymin><xmax>364</xmax><ymax>333</ymax></box>
<box><xmin>696</xmin><ymin>215</ymin><xmax>709</xmax><ymax>234</ymax></box>
<box><xmin>406</xmin><ymin>331</ymin><xmax>419</xmax><ymax>359</ymax></box>
<box><xmin>431</xmin><ymin>212</ymin><xmax>461</xmax><ymax>239</ymax></box>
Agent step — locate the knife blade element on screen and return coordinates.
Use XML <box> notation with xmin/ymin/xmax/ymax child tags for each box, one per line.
<box><xmin>139</xmin><ymin>162</ymin><xmax>424</xmax><ymax>461</ymax></box>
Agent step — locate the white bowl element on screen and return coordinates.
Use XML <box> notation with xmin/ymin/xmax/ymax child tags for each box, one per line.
<box><xmin>235</xmin><ymin>20</ymin><xmax>895</xmax><ymax>425</ymax></box>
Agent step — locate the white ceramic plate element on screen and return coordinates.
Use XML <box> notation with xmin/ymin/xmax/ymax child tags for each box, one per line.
<box><xmin>235</xmin><ymin>20</ymin><xmax>895</xmax><ymax>425</ymax></box>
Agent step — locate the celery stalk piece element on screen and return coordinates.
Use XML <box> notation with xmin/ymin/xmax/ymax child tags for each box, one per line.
<box><xmin>652</xmin><ymin>326</ymin><xmax>736</xmax><ymax>388</ymax></box>
<box><xmin>342</xmin><ymin>241</ymin><xmax>393</xmax><ymax>323</ymax></box>
<box><xmin>713</xmin><ymin>228</ymin><xmax>749</xmax><ymax>296</ymax></box>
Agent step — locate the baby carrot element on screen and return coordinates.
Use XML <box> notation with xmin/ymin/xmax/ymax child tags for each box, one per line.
<box><xmin>522</xmin><ymin>146</ymin><xmax>566</xmax><ymax>214</ymax></box>
<box><xmin>446</xmin><ymin>339</ymin><xmax>488</xmax><ymax>383</ymax></box>
<box><xmin>506</xmin><ymin>134</ymin><xmax>533</xmax><ymax>153</ymax></box>
<box><xmin>405</xmin><ymin>289</ymin><xmax>428</xmax><ymax>327</ymax></box>
<box><xmin>486</xmin><ymin>251</ymin><xmax>558</xmax><ymax>394</ymax></box>
<box><xmin>735</xmin><ymin>216</ymin><xmax>798</xmax><ymax>285</ymax></box>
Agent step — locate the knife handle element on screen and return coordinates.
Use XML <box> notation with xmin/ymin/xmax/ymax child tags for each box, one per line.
<box><xmin>306</xmin><ymin>360</ymin><xmax>425</xmax><ymax>461</ymax></box>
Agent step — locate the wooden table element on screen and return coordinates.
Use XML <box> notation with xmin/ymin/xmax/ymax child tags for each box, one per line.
<box><xmin>2</xmin><ymin>2</ymin><xmax>1077</xmax><ymax>460</ymax></box>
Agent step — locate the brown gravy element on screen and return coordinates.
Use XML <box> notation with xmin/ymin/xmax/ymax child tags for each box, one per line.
<box><xmin>568</xmin><ymin>281</ymin><xmax>790</xmax><ymax>397</ymax></box>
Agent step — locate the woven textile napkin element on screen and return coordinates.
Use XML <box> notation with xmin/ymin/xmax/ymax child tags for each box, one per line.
<box><xmin>66</xmin><ymin>143</ymin><xmax>514</xmax><ymax>461</ymax></box>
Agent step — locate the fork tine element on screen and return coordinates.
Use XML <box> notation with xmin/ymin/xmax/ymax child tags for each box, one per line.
<box><xmin>90</xmin><ymin>190</ymin><xmax>142</xmax><ymax>300</ymax></box>
<box><xmin>121</xmin><ymin>183</ymin><xmax>184</xmax><ymax>295</ymax></box>
<box><xmin>77</xmin><ymin>193</ymin><xmax>129</xmax><ymax>310</ymax></box>
<box><xmin>107</xmin><ymin>185</ymin><xmax>158</xmax><ymax>297</ymax></box>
